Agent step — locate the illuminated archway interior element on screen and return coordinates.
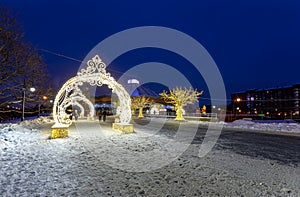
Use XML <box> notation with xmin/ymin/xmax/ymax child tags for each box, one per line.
<box><xmin>65</xmin><ymin>101</ymin><xmax>85</xmax><ymax>117</ymax></box>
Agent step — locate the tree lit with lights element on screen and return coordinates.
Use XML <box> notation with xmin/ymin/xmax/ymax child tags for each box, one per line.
<box><xmin>131</xmin><ymin>96</ymin><xmax>152</xmax><ymax>118</ymax></box>
<box><xmin>160</xmin><ymin>87</ymin><xmax>203</xmax><ymax>120</ymax></box>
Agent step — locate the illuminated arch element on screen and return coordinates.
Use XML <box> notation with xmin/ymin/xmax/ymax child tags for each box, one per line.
<box><xmin>66</xmin><ymin>101</ymin><xmax>85</xmax><ymax>117</ymax></box>
<box><xmin>53</xmin><ymin>55</ymin><xmax>131</xmax><ymax>125</ymax></box>
<box><xmin>71</xmin><ymin>95</ymin><xmax>95</xmax><ymax>117</ymax></box>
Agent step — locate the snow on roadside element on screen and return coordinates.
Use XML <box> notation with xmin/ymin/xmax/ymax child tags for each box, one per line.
<box><xmin>0</xmin><ymin>117</ymin><xmax>53</xmax><ymax>152</ymax></box>
<box><xmin>223</xmin><ymin>119</ymin><xmax>300</xmax><ymax>134</ymax></box>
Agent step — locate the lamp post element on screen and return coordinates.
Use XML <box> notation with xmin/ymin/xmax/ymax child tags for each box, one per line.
<box><xmin>233</xmin><ymin>98</ymin><xmax>241</xmax><ymax>120</ymax></box>
<box><xmin>21</xmin><ymin>80</ymin><xmax>35</xmax><ymax>121</ymax></box>
<box><xmin>38</xmin><ymin>95</ymin><xmax>48</xmax><ymax>117</ymax></box>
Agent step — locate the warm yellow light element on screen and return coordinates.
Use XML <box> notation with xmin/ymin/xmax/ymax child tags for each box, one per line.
<box><xmin>159</xmin><ymin>87</ymin><xmax>203</xmax><ymax>121</ymax></box>
<box><xmin>236</xmin><ymin>98</ymin><xmax>241</xmax><ymax>102</ymax></box>
<box><xmin>42</xmin><ymin>96</ymin><xmax>48</xmax><ymax>100</ymax></box>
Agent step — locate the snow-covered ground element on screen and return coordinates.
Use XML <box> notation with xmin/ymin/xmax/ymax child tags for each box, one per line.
<box><xmin>0</xmin><ymin>117</ymin><xmax>299</xmax><ymax>196</ymax></box>
<box><xmin>224</xmin><ymin>119</ymin><xmax>300</xmax><ymax>134</ymax></box>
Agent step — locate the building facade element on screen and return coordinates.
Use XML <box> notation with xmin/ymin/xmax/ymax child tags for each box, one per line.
<box><xmin>231</xmin><ymin>84</ymin><xmax>300</xmax><ymax>119</ymax></box>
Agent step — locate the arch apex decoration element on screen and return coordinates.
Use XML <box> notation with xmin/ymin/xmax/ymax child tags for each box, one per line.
<box><xmin>51</xmin><ymin>55</ymin><xmax>132</xmax><ymax>137</ymax></box>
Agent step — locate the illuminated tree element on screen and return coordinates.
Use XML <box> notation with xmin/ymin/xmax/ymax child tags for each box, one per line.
<box><xmin>131</xmin><ymin>96</ymin><xmax>152</xmax><ymax>118</ymax></box>
<box><xmin>160</xmin><ymin>87</ymin><xmax>203</xmax><ymax>120</ymax></box>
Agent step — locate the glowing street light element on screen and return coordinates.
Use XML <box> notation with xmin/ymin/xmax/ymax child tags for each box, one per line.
<box><xmin>38</xmin><ymin>95</ymin><xmax>48</xmax><ymax>117</ymax></box>
<box><xmin>21</xmin><ymin>81</ymin><xmax>36</xmax><ymax>121</ymax></box>
<box><xmin>233</xmin><ymin>97</ymin><xmax>241</xmax><ymax>120</ymax></box>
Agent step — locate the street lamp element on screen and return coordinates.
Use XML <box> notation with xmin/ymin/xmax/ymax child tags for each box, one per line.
<box><xmin>30</xmin><ymin>87</ymin><xmax>36</xmax><ymax>92</ymax></box>
<box><xmin>233</xmin><ymin>98</ymin><xmax>241</xmax><ymax>120</ymax></box>
<box><xmin>38</xmin><ymin>95</ymin><xmax>48</xmax><ymax>117</ymax></box>
<box><xmin>21</xmin><ymin>84</ymin><xmax>35</xmax><ymax>121</ymax></box>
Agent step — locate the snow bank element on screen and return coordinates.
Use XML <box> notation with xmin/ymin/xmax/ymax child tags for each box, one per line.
<box><xmin>223</xmin><ymin>119</ymin><xmax>300</xmax><ymax>134</ymax></box>
<box><xmin>0</xmin><ymin>117</ymin><xmax>53</xmax><ymax>151</ymax></box>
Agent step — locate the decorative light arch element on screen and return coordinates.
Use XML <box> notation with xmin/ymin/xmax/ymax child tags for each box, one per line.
<box><xmin>71</xmin><ymin>95</ymin><xmax>95</xmax><ymax>118</ymax></box>
<box><xmin>65</xmin><ymin>101</ymin><xmax>85</xmax><ymax>117</ymax></box>
<box><xmin>52</xmin><ymin>55</ymin><xmax>131</xmax><ymax>126</ymax></box>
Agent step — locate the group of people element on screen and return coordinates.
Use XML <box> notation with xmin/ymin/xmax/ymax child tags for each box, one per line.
<box><xmin>69</xmin><ymin>108</ymin><xmax>108</xmax><ymax>122</ymax></box>
<box><xmin>97</xmin><ymin>108</ymin><xmax>107</xmax><ymax>122</ymax></box>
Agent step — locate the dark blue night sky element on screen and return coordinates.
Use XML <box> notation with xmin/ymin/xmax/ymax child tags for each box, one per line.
<box><xmin>2</xmin><ymin>0</ymin><xmax>300</xmax><ymax>102</ymax></box>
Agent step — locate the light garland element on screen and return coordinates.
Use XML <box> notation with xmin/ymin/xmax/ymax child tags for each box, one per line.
<box><xmin>52</xmin><ymin>55</ymin><xmax>131</xmax><ymax>126</ymax></box>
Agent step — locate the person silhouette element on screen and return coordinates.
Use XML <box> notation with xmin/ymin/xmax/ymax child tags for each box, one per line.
<box><xmin>97</xmin><ymin>108</ymin><xmax>102</xmax><ymax>122</ymax></box>
<box><xmin>74</xmin><ymin>110</ymin><xmax>79</xmax><ymax>121</ymax></box>
<box><xmin>102</xmin><ymin>110</ymin><xmax>107</xmax><ymax>122</ymax></box>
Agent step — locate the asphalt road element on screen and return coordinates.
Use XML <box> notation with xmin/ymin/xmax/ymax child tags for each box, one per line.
<box><xmin>202</xmin><ymin>129</ymin><xmax>300</xmax><ymax>167</ymax></box>
<box><xmin>131</xmin><ymin>118</ymin><xmax>300</xmax><ymax>167</ymax></box>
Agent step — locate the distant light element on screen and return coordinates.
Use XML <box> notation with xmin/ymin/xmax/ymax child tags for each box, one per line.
<box><xmin>50</xmin><ymin>100</ymin><xmax>53</xmax><ymax>103</ymax></box>
<box><xmin>212</xmin><ymin>105</ymin><xmax>216</xmax><ymax>109</ymax></box>
<box><xmin>127</xmin><ymin>79</ymin><xmax>139</xmax><ymax>84</ymax></box>
<box><xmin>30</xmin><ymin>87</ymin><xmax>36</xmax><ymax>92</ymax></box>
<box><xmin>236</xmin><ymin>98</ymin><xmax>241</xmax><ymax>102</ymax></box>
<box><xmin>43</xmin><ymin>96</ymin><xmax>48</xmax><ymax>100</ymax></box>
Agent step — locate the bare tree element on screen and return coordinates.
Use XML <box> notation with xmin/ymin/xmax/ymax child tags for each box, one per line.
<box><xmin>131</xmin><ymin>96</ymin><xmax>152</xmax><ymax>118</ymax></box>
<box><xmin>160</xmin><ymin>87</ymin><xmax>203</xmax><ymax>120</ymax></box>
<box><xmin>0</xmin><ymin>7</ymin><xmax>53</xmax><ymax>120</ymax></box>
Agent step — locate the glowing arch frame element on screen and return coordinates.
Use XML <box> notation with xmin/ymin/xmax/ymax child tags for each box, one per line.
<box><xmin>52</xmin><ymin>55</ymin><xmax>131</xmax><ymax>126</ymax></box>
<box><xmin>71</xmin><ymin>95</ymin><xmax>95</xmax><ymax>118</ymax></box>
<box><xmin>65</xmin><ymin>101</ymin><xmax>84</xmax><ymax>117</ymax></box>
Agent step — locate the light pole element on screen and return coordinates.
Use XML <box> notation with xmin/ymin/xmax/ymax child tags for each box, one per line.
<box><xmin>233</xmin><ymin>98</ymin><xmax>241</xmax><ymax>120</ymax></box>
<box><xmin>21</xmin><ymin>80</ymin><xmax>35</xmax><ymax>121</ymax></box>
<box><xmin>38</xmin><ymin>95</ymin><xmax>48</xmax><ymax>117</ymax></box>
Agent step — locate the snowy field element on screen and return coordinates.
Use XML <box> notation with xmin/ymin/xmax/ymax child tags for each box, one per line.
<box><xmin>1</xmin><ymin>117</ymin><xmax>299</xmax><ymax>196</ymax></box>
<box><xmin>224</xmin><ymin>119</ymin><xmax>300</xmax><ymax>134</ymax></box>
